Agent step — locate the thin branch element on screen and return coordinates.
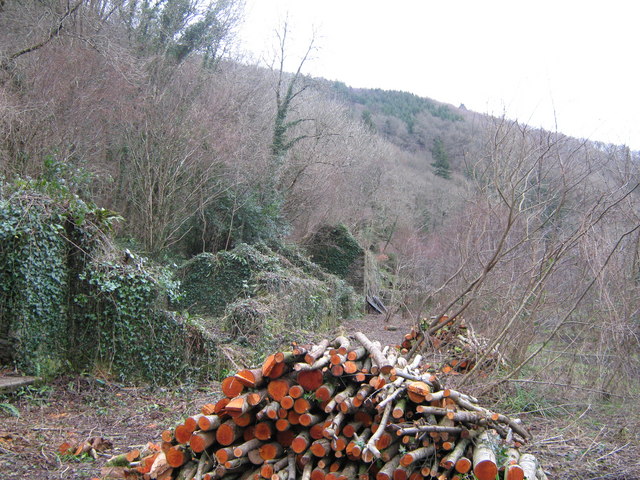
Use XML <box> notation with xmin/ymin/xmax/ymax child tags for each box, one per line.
<box><xmin>7</xmin><ymin>0</ymin><xmax>85</xmax><ymax>62</ymax></box>
<box><xmin>493</xmin><ymin>222</ymin><xmax>640</xmax><ymax>388</ymax></box>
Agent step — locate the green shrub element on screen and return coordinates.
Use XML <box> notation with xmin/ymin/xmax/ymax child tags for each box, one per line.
<box><xmin>176</xmin><ymin>240</ymin><xmax>358</xmax><ymax>352</ymax></box>
<box><xmin>176</xmin><ymin>244</ymin><xmax>279</xmax><ymax>316</ymax></box>
<box><xmin>220</xmin><ymin>244</ymin><xmax>358</xmax><ymax>348</ymax></box>
<box><xmin>180</xmin><ymin>190</ymin><xmax>286</xmax><ymax>255</ymax></box>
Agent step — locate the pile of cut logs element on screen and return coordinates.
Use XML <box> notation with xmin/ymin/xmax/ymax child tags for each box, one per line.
<box><xmin>103</xmin><ymin>332</ymin><xmax>547</xmax><ymax>480</ymax></box>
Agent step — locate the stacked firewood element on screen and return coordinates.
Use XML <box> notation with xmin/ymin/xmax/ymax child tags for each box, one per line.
<box><xmin>105</xmin><ymin>332</ymin><xmax>547</xmax><ymax>480</ymax></box>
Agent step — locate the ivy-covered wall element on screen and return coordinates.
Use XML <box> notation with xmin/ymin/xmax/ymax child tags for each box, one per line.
<box><xmin>0</xmin><ymin>178</ymin><xmax>218</xmax><ymax>382</ymax></box>
<box><xmin>177</xmin><ymin>244</ymin><xmax>280</xmax><ymax>316</ymax></box>
<box><xmin>0</xmin><ymin>192</ymin><xmax>70</xmax><ymax>376</ymax></box>
<box><xmin>0</xmin><ymin>174</ymin><xmax>360</xmax><ymax>383</ymax></box>
<box><xmin>76</xmin><ymin>260</ymin><xmax>210</xmax><ymax>383</ymax></box>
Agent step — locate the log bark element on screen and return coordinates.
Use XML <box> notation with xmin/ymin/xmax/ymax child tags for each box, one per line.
<box><xmin>472</xmin><ymin>430</ymin><xmax>498</xmax><ymax>480</ymax></box>
<box><xmin>258</xmin><ymin>401</ymin><xmax>281</xmax><ymax>421</ymax></box>
<box><xmin>176</xmin><ymin>460</ymin><xmax>198</xmax><ymax>480</ymax></box>
<box><xmin>235</xmin><ymin>368</ymin><xmax>265</xmax><ymax>388</ymax></box>
<box><xmin>347</xmin><ymin>346</ymin><xmax>367</xmax><ymax>361</ymax></box>
<box><xmin>255</xmin><ymin>421</ymin><xmax>275</xmax><ymax>441</ymax></box>
<box><xmin>185</xmin><ymin>414</ymin><xmax>205</xmax><ymax>432</ymax></box>
<box><xmin>444</xmin><ymin>390</ymin><xmax>530</xmax><ymax>441</ymax></box>
<box><xmin>439</xmin><ymin>434</ymin><xmax>474</xmax><ymax>469</ymax></box>
<box><xmin>342</xmin><ymin>420</ymin><xmax>363</xmax><ymax>438</ymax></box>
<box><xmin>174</xmin><ymin>424</ymin><xmax>194</xmax><ymax>445</ymax></box>
<box><xmin>217</xmin><ymin>420</ymin><xmax>243</xmax><ymax>446</ymax></box>
<box><xmin>519</xmin><ymin>453</ymin><xmax>538</xmax><ymax>480</ymax></box>
<box><xmin>394</xmin><ymin>425</ymin><xmax>463</xmax><ymax>436</ymax></box>
<box><xmin>323</xmin><ymin>411</ymin><xmax>346</xmax><ymax>439</ymax></box>
<box><xmin>310</xmin><ymin>438</ymin><xmax>332</xmax><ymax>457</ymax></box>
<box><xmin>298</xmin><ymin>369</ymin><xmax>325</xmax><ymax>391</ymax></box>
<box><xmin>198</xmin><ymin>415</ymin><xmax>223</xmax><ymax>432</ymax></box>
<box><xmin>376</xmin><ymin>455</ymin><xmax>400</xmax><ymax>480</ymax></box>
<box><xmin>234</xmin><ymin>438</ymin><xmax>264</xmax><ymax>459</ymax></box>
<box><xmin>166</xmin><ymin>445</ymin><xmax>190</xmax><ymax>468</ymax></box>
<box><xmin>149</xmin><ymin>452</ymin><xmax>171</xmax><ymax>479</ymax></box>
<box><xmin>316</xmin><ymin>382</ymin><xmax>337</xmax><ymax>402</ymax></box>
<box><xmin>399</xmin><ymin>446</ymin><xmax>435</xmax><ymax>467</ymax></box>
<box><xmin>288</xmin><ymin>384</ymin><xmax>305</xmax><ymax>399</ymax></box>
<box><xmin>222</xmin><ymin>376</ymin><xmax>246</xmax><ymax>398</ymax></box>
<box><xmin>287</xmin><ymin>452</ymin><xmax>297</xmax><ymax>480</ymax></box>
<box><xmin>355</xmin><ymin>332</ymin><xmax>393</xmax><ymax>374</ymax></box>
<box><xmin>194</xmin><ymin>451</ymin><xmax>214</xmax><ymax>480</ymax></box>
<box><xmin>292</xmin><ymin>430</ymin><xmax>311</xmax><ymax>453</ymax></box>
<box><xmin>256</xmin><ymin>443</ymin><xmax>283</xmax><ymax>462</ymax></box>
<box><xmin>305</xmin><ymin>339</ymin><xmax>330</xmax><ymax>364</ymax></box>
<box><xmin>190</xmin><ymin>431</ymin><xmax>216</xmax><ymax>453</ymax></box>
<box><xmin>294</xmin><ymin>397</ymin><xmax>312</xmax><ymax>414</ymax></box>
<box><xmin>268</xmin><ymin>377</ymin><xmax>295</xmax><ymax>402</ymax></box>
<box><xmin>302</xmin><ymin>461</ymin><xmax>313</xmax><ymax>480</ymax></box>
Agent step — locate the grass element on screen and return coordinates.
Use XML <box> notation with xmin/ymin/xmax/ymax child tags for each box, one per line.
<box><xmin>0</xmin><ymin>402</ymin><xmax>20</xmax><ymax>417</ymax></box>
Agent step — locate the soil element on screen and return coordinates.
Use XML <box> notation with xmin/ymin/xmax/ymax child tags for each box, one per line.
<box><xmin>341</xmin><ymin>312</ymin><xmax>418</xmax><ymax>346</ymax></box>
<box><xmin>0</xmin><ymin>375</ymin><xmax>220</xmax><ymax>479</ymax></box>
<box><xmin>1</xmin><ymin>314</ymin><xmax>638</xmax><ymax>480</ymax></box>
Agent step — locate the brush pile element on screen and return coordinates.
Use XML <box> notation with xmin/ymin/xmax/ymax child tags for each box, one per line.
<box><xmin>405</xmin><ymin>318</ymin><xmax>506</xmax><ymax>376</ymax></box>
<box><xmin>103</xmin><ymin>332</ymin><xmax>547</xmax><ymax>480</ymax></box>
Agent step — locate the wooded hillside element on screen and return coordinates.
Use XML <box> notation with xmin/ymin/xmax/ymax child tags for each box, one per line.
<box><xmin>1</xmin><ymin>2</ymin><xmax>639</xmax><ymax>478</ymax></box>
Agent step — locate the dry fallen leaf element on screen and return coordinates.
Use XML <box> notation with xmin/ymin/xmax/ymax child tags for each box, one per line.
<box><xmin>48</xmin><ymin>412</ymin><xmax>69</xmax><ymax>419</ymax></box>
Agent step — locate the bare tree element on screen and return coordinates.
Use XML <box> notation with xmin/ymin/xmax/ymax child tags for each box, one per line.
<box><xmin>411</xmin><ymin>117</ymin><xmax>640</xmax><ymax>397</ymax></box>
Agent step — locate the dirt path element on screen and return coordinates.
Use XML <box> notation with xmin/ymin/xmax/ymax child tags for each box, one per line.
<box><xmin>340</xmin><ymin>313</ymin><xmax>418</xmax><ymax>346</ymax></box>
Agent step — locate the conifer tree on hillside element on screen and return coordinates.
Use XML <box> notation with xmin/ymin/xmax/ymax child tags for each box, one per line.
<box><xmin>431</xmin><ymin>136</ymin><xmax>451</xmax><ymax>179</ymax></box>
<box><xmin>123</xmin><ymin>0</ymin><xmax>242</xmax><ymax>66</ymax></box>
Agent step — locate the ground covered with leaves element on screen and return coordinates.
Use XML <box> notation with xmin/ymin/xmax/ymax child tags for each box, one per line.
<box><xmin>0</xmin><ymin>376</ymin><xmax>219</xmax><ymax>479</ymax></box>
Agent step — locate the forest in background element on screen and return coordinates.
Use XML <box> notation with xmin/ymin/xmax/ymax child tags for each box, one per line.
<box><xmin>1</xmin><ymin>3</ymin><xmax>639</xmax><ymax>473</ymax></box>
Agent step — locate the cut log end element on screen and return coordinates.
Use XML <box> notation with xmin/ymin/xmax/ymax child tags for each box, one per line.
<box><xmin>473</xmin><ymin>460</ymin><xmax>498</xmax><ymax>480</ymax></box>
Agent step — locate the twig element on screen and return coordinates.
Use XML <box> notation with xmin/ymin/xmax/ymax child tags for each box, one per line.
<box><xmin>578</xmin><ymin>426</ymin><xmax>606</xmax><ymax>462</ymax></box>
<box><xmin>7</xmin><ymin>0</ymin><xmax>84</xmax><ymax>63</ymax></box>
<box><xmin>362</xmin><ymin>402</ymin><xmax>392</xmax><ymax>459</ymax></box>
<box><xmin>593</xmin><ymin>442</ymin><xmax>630</xmax><ymax>463</ymax></box>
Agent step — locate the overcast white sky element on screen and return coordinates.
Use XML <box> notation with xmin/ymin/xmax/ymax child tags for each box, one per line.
<box><xmin>237</xmin><ymin>0</ymin><xmax>640</xmax><ymax>150</ymax></box>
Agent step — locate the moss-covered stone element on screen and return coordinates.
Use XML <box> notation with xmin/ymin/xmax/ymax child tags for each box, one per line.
<box><xmin>304</xmin><ymin>224</ymin><xmax>365</xmax><ymax>290</ymax></box>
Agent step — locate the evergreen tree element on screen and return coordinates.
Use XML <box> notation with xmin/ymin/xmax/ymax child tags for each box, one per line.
<box><xmin>124</xmin><ymin>0</ymin><xmax>242</xmax><ymax>66</ymax></box>
<box><xmin>431</xmin><ymin>137</ymin><xmax>451</xmax><ymax>179</ymax></box>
